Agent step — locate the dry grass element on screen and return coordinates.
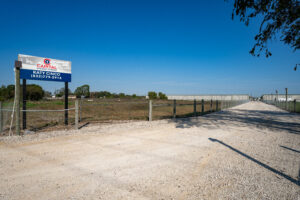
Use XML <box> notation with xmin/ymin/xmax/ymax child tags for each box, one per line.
<box><xmin>1</xmin><ymin>99</ymin><xmax>226</xmax><ymax>134</ymax></box>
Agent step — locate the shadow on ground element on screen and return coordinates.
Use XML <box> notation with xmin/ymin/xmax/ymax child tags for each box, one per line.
<box><xmin>172</xmin><ymin>109</ymin><xmax>300</xmax><ymax>135</ymax></box>
<box><xmin>209</xmin><ymin>138</ymin><xmax>300</xmax><ymax>186</ymax></box>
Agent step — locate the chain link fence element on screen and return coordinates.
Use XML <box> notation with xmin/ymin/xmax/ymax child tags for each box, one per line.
<box><xmin>0</xmin><ymin>98</ymin><xmax>248</xmax><ymax>135</ymax></box>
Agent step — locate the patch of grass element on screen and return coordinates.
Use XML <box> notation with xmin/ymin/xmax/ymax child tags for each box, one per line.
<box><xmin>1</xmin><ymin>98</ymin><xmax>241</xmax><ymax>133</ymax></box>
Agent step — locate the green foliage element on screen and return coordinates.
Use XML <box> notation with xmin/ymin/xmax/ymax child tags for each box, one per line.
<box><xmin>74</xmin><ymin>85</ymin><xmax>90</xmax><ymax>98</ymax></box>
<box><xmin>55</xmin><ymin>88</ymin><xmax>72</xmax><ymax>97</ymax></box>
<box><xmin>25</xmin><ymin>84</ymin><xmax>44</xmax><ymax>101</ymax></box>
<box><xmin>44</xmin><ymin>91</ymin><xmax>52</xmax><ymax>98</ymax></box>
<box><xmin>112</xmin><ymin>93</ymin><xmax>120</xmax><ymax>98</ymax></box>
<box><xmin>0</xmin><ymin>84</ymin><xmax>45</xmax><ymax>101</ymax></box>
<box><xmin>90</xmin><ymin>91</ymin><xmax>145</xmax><ymax>99</ymax></box>
<box><xmin>230</xmin><ymin>0</ymin><xmax>299</xmax><ymax>58</ymax></box>
<box><xmin>147</xmin><ymin>91</ymin><xmax>167</xmax><ymax>100</ymax></box>
<box><xmin>119</xmin><ymin>93</ymin><xmax>125</xmax><ymax>98</ymax></box>
<box><xmin>148</xmin><ymin>91</ymin><xmax>157</xmax><ymax>100</ymax></box>
<box><xmin>91</xmin><ymin>91</ymin><xmax>112</xmax><ymax>98</ymax></box>
<box><xmin>54</xmin><ymin>88</ymin><xmax>64</xmax><ymax>97</ymax></box>
<box><xmin>6</xmin><ymin>85</ymin><xmax>15</xmax><ymax>99</ymax></box>
<box><xmin>0</xmin><ymin>85</ymin><xmax>10</xmax><ymax>101</ymax></box>
<box><xmin>158</xmin><ymin>92</ymin><xmax>168</xmax><ymax>100</ymax></box>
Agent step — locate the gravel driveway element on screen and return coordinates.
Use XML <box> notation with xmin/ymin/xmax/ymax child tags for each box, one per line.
<box><xmin>0</xmin><ymin>101</ymin><xmax>299</xmax><ymax>199</ymax></box>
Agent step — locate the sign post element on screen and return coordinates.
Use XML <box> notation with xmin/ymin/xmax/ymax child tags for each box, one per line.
<box><xmin>17</xmin><ymin>54</ymin><xmax>72</xmax><ymax>131</ymax></box>
<box><xmin>22</xmin><ymin>79</ymin><xmax>26</xmax><ymax>130</ymax></box>
<box><xmin>65</xmin><ymin>82</ymin><xmax>68</xmax><ymax>125</ymax></box>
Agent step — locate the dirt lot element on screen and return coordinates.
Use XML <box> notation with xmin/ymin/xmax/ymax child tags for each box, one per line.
<box><xmin>0</xmin><ymin>101</ymin><xmax>299</xmax><ymax>200</ymax></box>
<box><xmin>1</xmin><ymin>99</ymin><xmax>220</xmax><ymax>133</ymax></box>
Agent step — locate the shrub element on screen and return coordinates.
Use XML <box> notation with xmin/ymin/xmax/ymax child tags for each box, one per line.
<box><xmin>158</xmin><ymin>92</ymin><xmax>168</xmax><ymax>100</ymax></box>
<box><xmin>148</xmin><ymin>91</ymin><xmax>157</xmax><ymax>100</ymax></box>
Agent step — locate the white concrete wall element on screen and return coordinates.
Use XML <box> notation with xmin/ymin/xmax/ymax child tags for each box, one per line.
<box><xmin>166</xmin><ymin>95</ymin><xmax>249</xmax><ymax>101</ymax></box>
<box><xmin>262</xmin><ymin>94</ymin><xmax>300</xmax><ymax>101</ymax></box>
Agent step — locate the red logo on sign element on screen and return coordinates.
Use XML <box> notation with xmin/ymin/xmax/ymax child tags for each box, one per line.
<box><xmin>44</xmin><ymin>59</ymin><xmax>51</xmax><ymax>65</ymax></box>
<box><xmin>37</xmin><ymin>58</ymin><xmax>57</xmax><ymax>70</ymax></box>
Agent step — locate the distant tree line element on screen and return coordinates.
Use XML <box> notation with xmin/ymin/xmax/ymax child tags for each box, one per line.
<box><xmin>0</xmin><ymin>84</ymin><xmax>49</xmax><ymax>101</ymax></box>
<box><xmin>90</xmin><ymin>91</ymin><xmax>143</xmax><ymax>99</ymax></box>
<box><xmin>55</xmin><ymin>85</ymin><xmax>145</xmax><ymax>99</ymax></box>
<box><xmin>0</xmin><ymin>83</ymin><xmax>154</xmax><ymax>101</ymax></box>
<box><xmin>54</xmin><ymin>88</ymin><xmax>73</xmax><ymax>98</ymax></box>
<box><xmin>74</xmin><ymin>85</ymin><xmax>90</xmax><ymax>98</ymax></box>
<box><xmin>148</xmin><ymin>91</ymin><xmax>168</xmax><ymax>100</ymax></box>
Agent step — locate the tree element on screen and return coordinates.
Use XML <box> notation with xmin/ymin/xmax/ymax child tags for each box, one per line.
<box><xmin>119</xmin><ymin>93</ymin><xmax>125</xmax><ymax>98</ymax></box>
<box><xmin>6</xmin><ymin>85</ymin><xmax>15</xmax><ymax>99</ymax></box>
<box><xmin>54</xmin><ymin>88</ymin><xmax>64</xmax><ymax>97</ymax></box>
<box><xmin>0</xmin><ymin>85</ymin><xmax>9</xmax><ymax>101</ymax></box>
<box><xmin>55</xmin><ymin>88</ymin><xmax>72</xmax><ymax>97</ymax></box>
<box><xmin>112</xmin><ymin>93</ymin><xmax>120</xmax><ymax>98</ymax></box>
<box><xmin>0</xmin><ymin>84</ymin><xmax>45</xmax><ymax>101</ymax></box>
<box><xmin>158</xmin><ymin>92</ymin><xmax>168</xmax><ymax>100</ymax></box>
<box><xmin>25</xmin><ymin>84</ymin><xmax>44</xmax><ymax>101</ymax></box>
<box><xmin>96</xmin><ymin>91</ymin><xmax>112</xmax><ymax>98</ymax></box>
<box><xmin>74</xmin><ymin>85</ymin><xmax>90</xmax><ymax>98</ymax></box>
<box><xmin>229</xmin><ymin>0</ymin><xmax>299</xmax><ymax>64</ymax></box>
<box><xmin>148</xmin><ymin>91</ymin><xmax>157</xmax><ymax>100</ymax></box>
<box><xmin>44</xmin><ymin>91</ymin><xmax>52</xmax><ymax>98</ymax></box>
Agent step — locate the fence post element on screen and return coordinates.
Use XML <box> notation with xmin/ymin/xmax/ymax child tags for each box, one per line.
<box><xmin>15</xmin><ymin>61</ymin><xmax>21</xmax><ymax>136</ymax></box>
<box><xmin>75</xmin><ymin>100</ymin><xmax>79</xmax><ymax>129</ymax></box>
<box><xmin>173</xmin><ymin>100</ymin><xmax>176</xmax><ymax>118</ymax></box>
<box><xmin>194</xmin><ymin>99</ymin><xmax>196</xmax><ymax>116</ymax></box>
<box><xmin>285</xmin><ymin>88</ymin><xmax>288</xmax><ymax>110</ymax></box>
<box><xmin>294</xmin><ymin>99</ymin><xmax>296</xmax><ymax>113</ymax></box>
<box><xmin>80</xmin><ymin>96</ymin><xmax>83</xmax><ymax>122</ymax></box>
<box><xmin>216</xmin><ymin>100</ymin><xmax>218</xmax><ymax>111</ymax></box>
<box><xmin>149</xmin><ymin>100</ymin><xmax>152</xmax><ymax>121</ymax></box>
<box><xmin>201</xmin><ymin>99</ymin><xmax>204</xmax><ymax>113</ymax></box>
<box><xmin>210</xmin><ymin>99</ymin><xmax>212</xmax><ymax>112</ymax></box>
<box><xmin>0</xmin><ymin>101</ymin><xmax>2</xmax><ymax>133</ymax></box>
<box><xmin>65</xmin><ymin>82</ymin><xmax>69</xmax><ymax>125</ymax></box>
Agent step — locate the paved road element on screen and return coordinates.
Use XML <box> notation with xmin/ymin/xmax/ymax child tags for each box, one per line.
<box><xmin>0</xmin><ymin>101</ymin><xmax>299</xmax><ymax>199</ymax></box>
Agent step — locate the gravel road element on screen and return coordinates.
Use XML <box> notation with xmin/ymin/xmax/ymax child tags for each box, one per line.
<box><xmin>0</xmin><ymin>101</ymin><xmax>299</xmax><ymax>200</ymax></box>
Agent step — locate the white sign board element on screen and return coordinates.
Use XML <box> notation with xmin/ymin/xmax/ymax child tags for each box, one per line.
<box><xmin>18</xmin><ymin>54</ymin><xmax>71</xmax><ymax>82</ymax></box>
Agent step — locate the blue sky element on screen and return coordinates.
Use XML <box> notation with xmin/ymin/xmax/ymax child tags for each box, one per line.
<box><xmin>0</xmin><ymin>0</ymin><xmax>299</xmax><ymax>97</ymax></box>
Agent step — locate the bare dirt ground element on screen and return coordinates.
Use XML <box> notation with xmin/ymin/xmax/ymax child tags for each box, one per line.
<box><xmin>0</xmin><ymin>101</ymin><xmax>299</xmax><ymax>200</ymax></box>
